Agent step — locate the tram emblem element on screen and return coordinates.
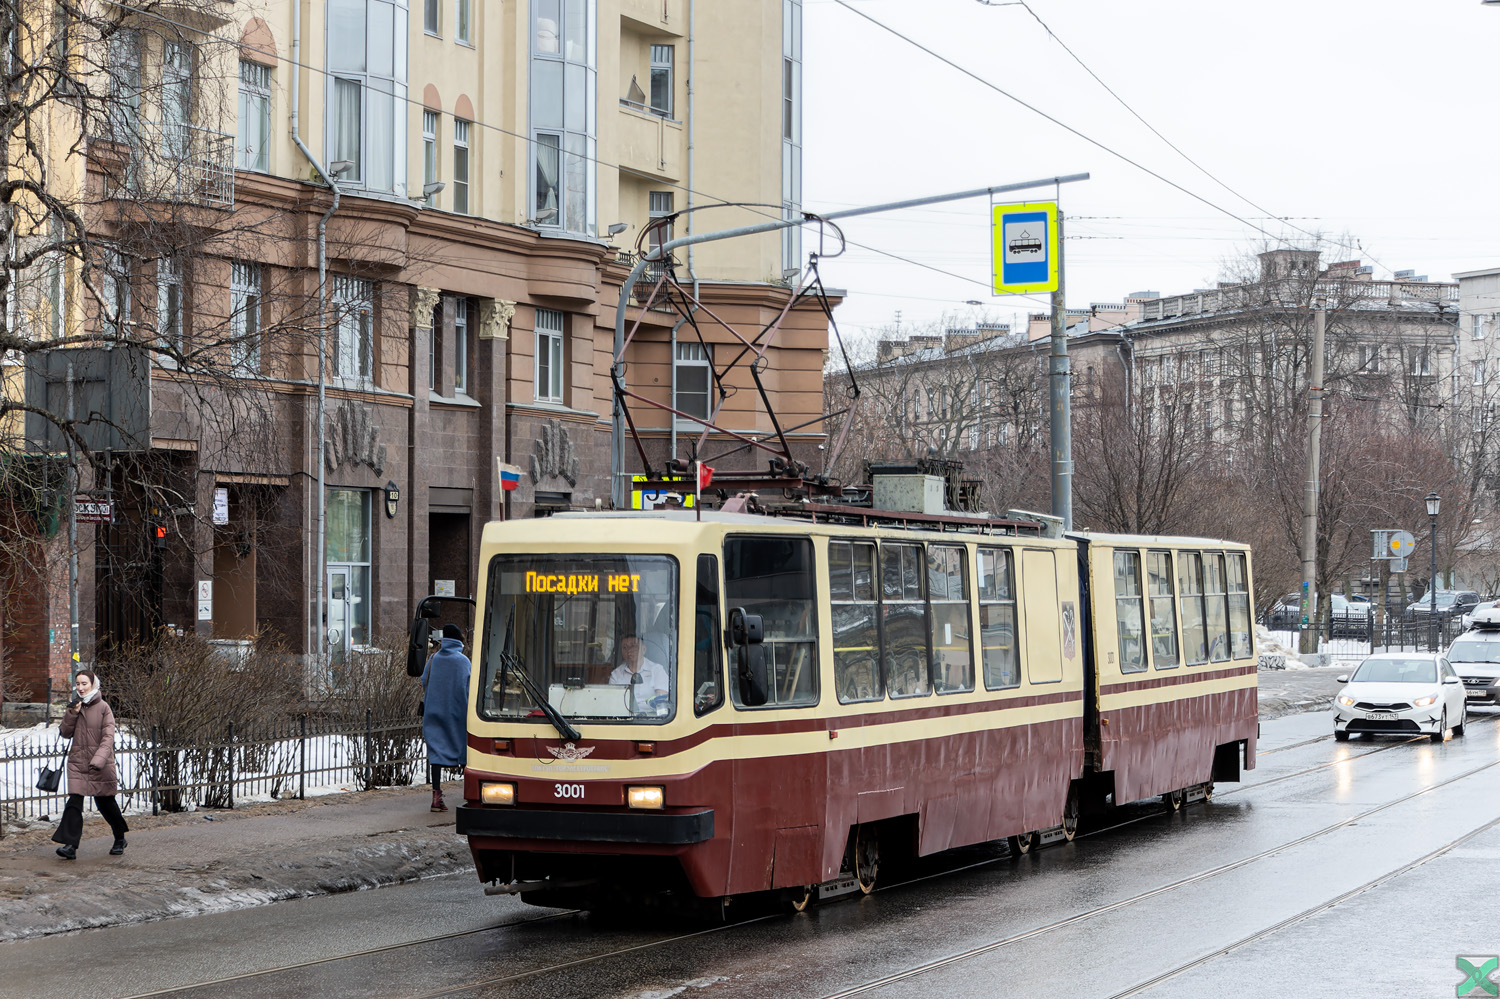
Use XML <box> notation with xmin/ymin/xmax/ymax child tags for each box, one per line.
<box><xmin>547</xmin><ymin>742</ymin><xmax>596</xmax><ymax>761</ymax></box>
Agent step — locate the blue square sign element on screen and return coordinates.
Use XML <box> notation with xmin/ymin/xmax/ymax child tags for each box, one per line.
<box><xmin>992</xmin><ymin>202</ymin><xmax>1059</xmax><ymax>295</ymax></box>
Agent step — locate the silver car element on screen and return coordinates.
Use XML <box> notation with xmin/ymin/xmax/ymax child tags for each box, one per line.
<box><xmin>1447</xmin><ymin>610</ymin><xmax>1500</xmax><ymax>706</ymax></box>
<box><xmin>1332</xmin><ymin>653</ymin><xmax>1468</xmax><ymax>742</ymax></box>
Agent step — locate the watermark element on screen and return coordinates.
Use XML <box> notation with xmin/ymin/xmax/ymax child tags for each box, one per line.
<box><xmin>1457</xmin><ymin>956</ymin><xmax>1498</xmax><ymax>997</ymax></box>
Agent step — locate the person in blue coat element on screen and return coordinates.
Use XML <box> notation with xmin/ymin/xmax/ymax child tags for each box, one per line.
<box><xmin>421</xmin><ymin>623</ymin><xmax>471</xmax><ymax>812</ymax></box>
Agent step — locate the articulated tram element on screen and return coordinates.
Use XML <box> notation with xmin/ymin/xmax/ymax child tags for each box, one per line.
<box><xmin>420</xmin><ymin>511</ymin><xmax>1257</xmax><ymax>911</ymax></box>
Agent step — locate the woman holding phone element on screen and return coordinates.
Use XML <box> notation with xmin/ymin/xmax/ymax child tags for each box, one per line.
<box><xmin>51</xmin><ymin>670</ymin><xmax>129</xmax><ymax>860</ymax></box>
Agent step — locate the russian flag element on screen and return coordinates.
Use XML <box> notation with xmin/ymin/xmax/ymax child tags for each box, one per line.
<box><xmin>497</xmin><ymin>460</ymin><xmax>523</xmax><ymax>491</ymax></box>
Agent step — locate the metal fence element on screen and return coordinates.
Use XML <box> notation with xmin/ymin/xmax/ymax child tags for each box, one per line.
<box><xmin>1</xmin><ymin>710</ymin><xmax>429</xmax><ymax>826</ymax></box>
<box><xmin>1266</xmin><ymin>614</ymin><xmax>1469</xmax><ymax>659</ymax></box>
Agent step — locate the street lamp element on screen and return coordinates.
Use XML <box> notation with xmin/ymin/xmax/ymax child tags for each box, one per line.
<box><xmin>1426</xmin><ymin>491</ymin><xmax>1441</xmax><ymax>650</ymax></box>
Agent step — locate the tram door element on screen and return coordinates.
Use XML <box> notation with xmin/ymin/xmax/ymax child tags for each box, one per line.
<box><xmin>1022</xmin><ymin>549</ymin><xmax>1063</xmax><ymax>683</ymax></box>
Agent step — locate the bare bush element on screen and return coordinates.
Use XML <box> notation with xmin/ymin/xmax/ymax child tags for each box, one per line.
<box><xmin>315</xmin><ymin>635</ymin><xmax>424</xmax><ymax>791</ymax></box>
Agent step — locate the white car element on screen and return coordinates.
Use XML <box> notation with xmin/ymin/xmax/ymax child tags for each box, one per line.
<box><xmin>1447</xmin><ymin>607</ymin><xmax>1500</xmax><ymax>705</ymax></box>
<box><xmin>1460</xmin><ymin>598</ymin><xmax>1500</xmax><ymax>632</ymax></box>
<box><xmin>1332</xmin><ymin>652</ymin><xmax>1467</xmax><ymax>743</ymax></box>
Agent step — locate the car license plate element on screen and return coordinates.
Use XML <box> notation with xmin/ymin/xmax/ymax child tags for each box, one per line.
<box><xmin>1367</xmin><ymin>711</ymin><xmax>1396</xmax><ymax>721</ymax></box>
<box><xmin>1466</xmin><ymin>689</ymin><xmax>1487</xmax><ymax>699</ymax></box>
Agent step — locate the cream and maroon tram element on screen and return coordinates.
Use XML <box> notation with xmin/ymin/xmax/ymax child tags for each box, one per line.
<box><xmin>428</xmin><ymin>511</ymin><xmax>1256</xmax><ymax>910</ymax></box>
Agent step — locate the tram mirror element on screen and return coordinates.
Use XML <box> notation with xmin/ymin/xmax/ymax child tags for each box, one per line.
<box><xmin>407</xmin><ymin>617</ymin><xmax>432</xmax><ymax>677</ymax></box>
<box><xmin>728</xmin><ymin>608</ymin><xmax>763</xmax><ymax>646</ymax></box>
<box><xmin>728</xmin><ymin>608</ymin><xmax>768</xmax><ymax>707</ymax></box>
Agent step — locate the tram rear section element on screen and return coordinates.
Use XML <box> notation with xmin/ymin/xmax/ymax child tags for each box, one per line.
<box><xmin>434</xmin><ymin>513</ymin><xmax>1257</xmax><ymax>911</ymax></box>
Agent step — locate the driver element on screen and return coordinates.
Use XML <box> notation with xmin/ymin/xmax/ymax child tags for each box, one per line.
<box><xmin>610</xmin><ymin>633</ymin><xmax>670</xmax><ymax>711</ymax></box>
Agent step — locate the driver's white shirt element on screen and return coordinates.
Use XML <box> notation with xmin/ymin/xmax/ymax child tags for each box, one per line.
<box><xmin>609</xmin><ymin>658</ymin><xmax>670</xmax><ymax>697</ymax></box>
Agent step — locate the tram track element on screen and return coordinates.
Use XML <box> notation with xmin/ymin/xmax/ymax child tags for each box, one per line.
<box><xmin>816</xmin><ymin>748</ymin><xmax>1500</xmax><ymax>999</ymax></box>
<box><xmin>120</xmin><ymin>720</ymin><xmax>1498</xmax><ymax>999</ymax></box>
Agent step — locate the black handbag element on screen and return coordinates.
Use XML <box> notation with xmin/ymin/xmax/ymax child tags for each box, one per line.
<box><xmin>36</xmin><ymin>764</ymin><xmax>62</xmax><ymax>793</ymax></box>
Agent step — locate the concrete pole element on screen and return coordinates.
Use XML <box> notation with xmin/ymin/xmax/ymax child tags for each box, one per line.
<box><xmin>1298</xmin><ymin>302</ymin><xmax>1326</xmax><ymax>656</ymax></box>
<box><xmin>66</xmin><ymin>363</ymin><xmax>79</xmax><ymax>676</ymax></box>
<box><xmin>1049</xmin><ymin>210</ymin><xmax>1072</xmax><ymax>531</ymax></box>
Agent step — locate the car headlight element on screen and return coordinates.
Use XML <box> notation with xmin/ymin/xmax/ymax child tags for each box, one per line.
<box><xmin>480</xmin><ymin>781</ymin><xmax>516</xmax><ymax>806</ymax></box>
<box><xmin>1412</xmin><ymin>694</ymin><xmax>1438</xmax><ymax>708</ymax></box>
<box><xmin>626</xmin><ymin>785</ymin><xmax>664</xmax><ymax>810</ymax></box>
<box><xmin>1336</xmin><ymin>695</ymin><xmax>1355</xmax><ymax>707</ymax></box>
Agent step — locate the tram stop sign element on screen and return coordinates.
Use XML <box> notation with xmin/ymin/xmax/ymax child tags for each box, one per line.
<box><xmin>1372</xmin><ymin>529</ymin><xmax>1415</xmax><ymax>560</ymax></box>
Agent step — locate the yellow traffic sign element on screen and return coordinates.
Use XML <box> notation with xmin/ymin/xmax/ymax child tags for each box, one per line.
<box><xmin>992</xmin><ymin>201</ymin><xmax>1059</xmax><ymax>295</ymax></box>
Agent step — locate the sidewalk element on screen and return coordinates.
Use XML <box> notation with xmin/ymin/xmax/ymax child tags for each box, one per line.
<box><xmin>0</xmin><ymin>782</ymin><xmax>471</xmax><ymax>943</ymax></box>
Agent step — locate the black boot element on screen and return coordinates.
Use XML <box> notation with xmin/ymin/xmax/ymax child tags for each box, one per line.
<box><xmin>109</xmin><ymin>838</ymin><xmax>126</xmax><ymax>856</ymax></box>
<box><xmin>55</xmin><ymin>844</ymin><xmax>76</xmax><ymax>860</ymax></box>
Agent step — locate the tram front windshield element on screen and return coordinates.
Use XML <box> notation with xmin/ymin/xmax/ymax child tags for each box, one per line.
<box><xmin>478</xmin><ymin>555</ymin><xmax>679</xmax><ymax>725</ymax></box>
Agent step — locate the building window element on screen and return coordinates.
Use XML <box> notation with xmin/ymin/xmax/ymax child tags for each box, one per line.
<box><xmin>161</xmin><ymin>41</ymin><xmax>194</xmax><ymax>164</ymax></box>
<box><xmin>674</xmin><ymin>341</ymin><xmax>711</xmax><ymax>422</ymax></box>
<box><xmin>157</xmin><ymin>257</ymin><xmax>183</xmax><ymax>361</ymax></box>
<box><xmin>1473</xmin><ymin>313</ymin><xmax>1487</xmax><ymax>340</ymax></box>
<box><xmin>452</xmin><ymin>118</ymin><xmax>470</xmax><ymax>214</ymax></box>
<box><xmin>1476</xmin><ymin>360</ymin><xmax>1486</xmax><ymax>386</ymax></box>
<box><xmin>332</xmin><ymin>274</ymin><xmax>374</xmax><ymax>381</ymax></box>
<box><xmin>648</xmin><ymin>190</ymin><xmax>672</xmax><ymax>261</ymax></box>
<box><xmin>781</xmin><ymin>0</ymin><xmax>802</xmax><ymax>270</ymax></box>
<box><xmin>455</xmin><ymin>0</ymin><xmax>471</xmax><ymax>44</ymax></box>
<box><xmin>325</xmin><ymin>488</ymin><xmax>373</xmax><ymax>661</ymax></box>
<box><xmin>230</xmin><ymin>261</ymin><xmax>262</xmax><ymax>373</ymax></box>
<box><xmin>107</xmin><ymin>29</ymin><xmax>140</xmax><ymax>140</ymax></box>
<box><xmin>326</xmin><ymin>0</ymin><xmax>410</xmax><ymax>194</ymax></box>
<box><xmin>535</xmin><ymin>307</ymin><xmax>564</xmax><ymax>403</ymax></box>
<box><xmin>97</xmin><ymin>247</ymin><xmax>131</xmax><ymax>337</ymax></box>
<box><xmin>453</xmin><ymin>296</ymin><xmax>469</xmax><ymax>395</ymax></box>
<box><xmin>424</xmin><ymin>0</ymin><xmax>439</xmax><ymax>35</ymax></box>
<box><xmin>1359</xmin><ymin>344</ymin><xmax>1381</xmax><ymax>373</ymax></box>
<box><xmin>649</xmin><ymin>44</ymin><xmax>672</xmax><ymax>117</ymax></box>
<box><xmin>422</xmin><ymin>110</ymin><xmax>438</xmax><ymax>206</ymax></box>
<box><xmin>1411</xmin><ymin>345</ymin><xmax>1432</xmax><ymax>376</ymax></box>
<box><xmin>237</xmin><ymin>61</ymin><xmax>271</xmax><ymax>172</ymax></box>
<box><xmin>531</xmin><ymin>0</ymin><xmax>596</xmax><ymax>234</ymax></box>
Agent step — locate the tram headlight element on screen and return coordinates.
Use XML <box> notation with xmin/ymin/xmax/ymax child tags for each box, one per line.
<box><xmin>480</xmin><ymin>781</ymin><xmax>516</xmax><ymax>806</ymax></box>
<box><xmin>626</xmin><ymin>785</ymin><xmax>664</xmax><ymax>810</ymax></box>
<box><xmin>1336</xmin><ymin>695</ymin><xmax>1356</xmax><ymax>707</ymax></box>
<box><xmin>1412</xmin><ymin>694</ymin><xmax>1438</xmax><ymax>708</ymax></box>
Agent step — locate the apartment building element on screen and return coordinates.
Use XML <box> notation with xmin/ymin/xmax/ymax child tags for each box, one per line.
<box><xmin>1</xmin><ymin>0</ymin><xmax>830</xmax><ymax>695</ymax></box>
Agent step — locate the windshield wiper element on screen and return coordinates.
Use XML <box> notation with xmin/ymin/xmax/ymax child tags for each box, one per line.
<box><xmin>492</xmin><ymin>607</ymin><xmax>581</xmax><ymax>742</ymax></box>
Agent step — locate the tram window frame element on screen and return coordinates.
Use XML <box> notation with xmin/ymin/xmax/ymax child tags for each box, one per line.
<box><xmin>1178</xmin><ymin>551</ymin><xmax>1210</xmax><ymax>666</ymax></box>
<box><xmin>693</xmin><ymin>553</ymin><xmax>725</xmax><ymax>716</ymax></box>
<box><xmin>829</xmin><ymin>539</ymin><xmax>883</xmax><ymax>704</ymax></box>
<box><xmin>978</xmin><ymin>546</ymin><xmax>1020</xmax><ymax>690</ymax></box>
<box><xmin>1203</xmin><ymin>552</ymin><xmax>1231</xmax><ymax>663</ymax></box>
<box><xmin>1113</xmin><ymin>550</ymin><xmax>1148</xmax><ymax>674</ymax></box>
<box><xmin>722</xmin><ymin>535</ymin><xmax>821</xmax><ymax>709</ymax></box>
<box><xmin>929</xmin><ymin>544</ymin><xmax>974</xmax><ymax>694</ymax></box>
<box><xmin>1146</xmin><ymin>550</ymin><xmax>1180</xmax><ymax>669</ymax></box>
<box><xmin>1227</xmin><ymin>552</ymin><xmax>1253</xmax><ymax>659</ymax></box>
<box><xmin>881</xmin><ymin>542</ymin><xmax>932</xmax><ymax>698</ymax></box>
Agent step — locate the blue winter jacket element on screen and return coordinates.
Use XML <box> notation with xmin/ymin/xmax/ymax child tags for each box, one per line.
<box><xmin>421</xmin><ymin>637</ymin><xmax>472</xmax><ymax>767</ymax></box>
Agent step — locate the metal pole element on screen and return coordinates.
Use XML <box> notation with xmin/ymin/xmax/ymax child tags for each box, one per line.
<box><xmin>608</xmin><ymin>173</ymin><xmax>1091</xmax><ymax>508</ymax></box>
<box><xmin>1049</xmin><ymin>210</ymin><xmax>1072</xmax><ymax>530</ymax></box>
<box><xmin>1298</xmin><ymin>302</ymin><xmax>1326</xmax><ymax>656</ymax></box>
<box><xmin>66</xmin><ymin>363</ymin><xmax>79</xmax><ymax>676</ymax></box>
<box><xmin>1430</xmin><ymin>513</ymin><xmax>1439</xmax><ymax>652</ymax></box>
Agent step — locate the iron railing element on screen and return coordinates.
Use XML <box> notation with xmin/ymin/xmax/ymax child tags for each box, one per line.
<box><xmin>1</xmin><ymin>710</ymin><xmax>429</xmax><ymax>828</ymax></box>
<box><xmin>91</xmin><ymin>118</ymin><xmax>235</xmax><ymax>209</ymax></box>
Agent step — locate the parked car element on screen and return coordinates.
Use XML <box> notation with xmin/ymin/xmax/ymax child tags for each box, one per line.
<box><xmin>1461</xmin><ymin>598</ymin><xmax>1500</xmax><ymax>632</ymax></box>
<box><xmin>1446</xmin><ymin>607</ymin><xmax>1500</xmax><ymax>706</ymax></box>
<box><xmin>1266</xmin><ymin>592</ymin><xmax>1300</xmax><ymax>629</ymax></box>
<box><xmin>1406</xmin><ymin>590</ymin><xmax>1481</xmax><ymax>623</ymax></box>
<box><xmin>1329</xmin><ymin>594</ymin><xmax>1372</xmax><ymax>636</ymax></box>
<box><xmin>1332</xmin><ymin>652</ymin><xmax>1468</xmax><ymax>742</ymax></box>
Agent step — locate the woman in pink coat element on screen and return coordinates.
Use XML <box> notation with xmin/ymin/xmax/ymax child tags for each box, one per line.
<box><xmin>51</xmin><ymin>670</ymin><xmax>130</xmax><ymax>860</ymax></box>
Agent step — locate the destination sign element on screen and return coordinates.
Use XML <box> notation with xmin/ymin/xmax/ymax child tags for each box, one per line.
<box><xmin>523</xmin><ymin>571</ymin><xmax>642</xmax><ymax>595</ymax></box>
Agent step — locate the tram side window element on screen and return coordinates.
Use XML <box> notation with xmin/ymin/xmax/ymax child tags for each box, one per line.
<box><xmin>694</xmin><ymin>554</ymin><xmax>724</xmax><ymax>715</ymax></box>
<box><xmin>830</xmin><ymin>540</ymin><xmax>882</xmax><ymax>704</ymax></box>
<box><xmin>929</xmin><ymin>545</ymin><xmax>974</xmax><ymax>694</ymax></box>
<box><xmin>723</xmin><ymin>536</ymin><xmax>820</xmax><ymax>707</ymax></box>
<box><xmin>1204</xmin><ymin>552</ymin><xmax>1231</xmax><ymax>663</ymax></box>
<box><xmin>1178</xmin><ymin>552</ymin><xmax>1209</xmax><ymax>666</ymax></box>
<box><xmin>1114</xmin><ymin>551</ymin><xmax>1147</xmax><ymax>673</ymax></box>
<box><xmin>882</xmin><ymin>542</ymin><xmax>931</xmax><ymax>698</ymax></box>
<box><xmin>1227</xmin><ymin>552</ymin><xmax>1252</xmax><ymax>659</ymax></box>
<box><xmin>1147</xmin><ymin>551</ymin><xmax>1179</xmax><ymax>669</ymax></box>
<box><xmin>978</xmin><ymin>547</ymin><xmax>1019</xmax><ymax>690</ymax></box>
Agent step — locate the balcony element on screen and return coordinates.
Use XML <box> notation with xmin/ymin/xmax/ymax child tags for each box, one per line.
<box><xmin>91</xmin><ymin>119</ymin><xmax>235</xmax><ymax>210</ymax></box>
<box><xmin>615</xmin><ymin>102</ymin><xmax>682</xmax><ymax>182</ymax></box>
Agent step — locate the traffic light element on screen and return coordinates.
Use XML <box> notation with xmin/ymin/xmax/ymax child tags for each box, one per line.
<box><xmin>153</xmin><ymin>524</ymin><xmax>167</xmax><ymax>548</ymax></box>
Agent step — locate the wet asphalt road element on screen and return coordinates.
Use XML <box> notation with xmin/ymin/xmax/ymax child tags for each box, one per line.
<box><xmin>6</xmin><ymin>707</ymin><xmax>1500</xmax><ymax>999</ymax></box>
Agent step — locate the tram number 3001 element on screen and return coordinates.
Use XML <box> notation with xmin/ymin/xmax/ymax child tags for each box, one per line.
<box><xmin>554</xmin><ymin>783</ymin><xmax>586</xmax><ymax>799</ymax></box>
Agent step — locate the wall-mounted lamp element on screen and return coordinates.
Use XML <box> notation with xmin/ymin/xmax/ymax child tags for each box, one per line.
<box><xmin>384</xmin><ymin>480</ymin><xmax>401</xmax><ymax>519</ymax></box>
<box><xmin>329</xmin><ymin>160</ymin><xmax>355</xmax><ymax>177</ymax></box>
<box><xmin>607</xmin><ymin>222</ymin><xmax>629</xmax><ymax>236</ymax></box>
<box><xmin>422</xmin><ymin>181</ymin><xmax>445</xmax><ymax>198</ymax></box>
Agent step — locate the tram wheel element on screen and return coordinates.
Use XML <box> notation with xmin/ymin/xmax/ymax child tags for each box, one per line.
<box><xmin>855</xmin><ymin>827</ymin><xmax>880</xmax><ymax>894</ymax></box>
<box><xmin>1060</xmin><ymin>787</ymin><xmax>1081</xmax><ymax>843</ymax></box>
<box><xmin>1163</xmin><ymin>788</ymin><xmax>1184</xmax><ymax>812</ymax></box>
<box><xmin>1006</xmin><ymin>832</ymin><xmax>1034</xmax><ymax>857</ymax></box>
<box><xmin>787</xmin><ymin>886</ymin><xmax>813</xmax><ymax>913</ymax></box>
<box><xmin>1201</xmin><ymin>782</ymin><xmax>1214</xmax><ymax>803</ymax></box>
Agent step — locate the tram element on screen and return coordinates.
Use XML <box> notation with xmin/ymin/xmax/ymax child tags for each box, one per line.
<box><xmin>414</xmin><ymin>510</ymin><xmax>1257</xmax><ymax>911</ymax></box>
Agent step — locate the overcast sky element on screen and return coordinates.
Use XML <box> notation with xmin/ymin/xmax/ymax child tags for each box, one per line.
<box><xmin>802</xmin><ymin>0</ymin><xmax>1500</xmax><ymax>345</ymax></box>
